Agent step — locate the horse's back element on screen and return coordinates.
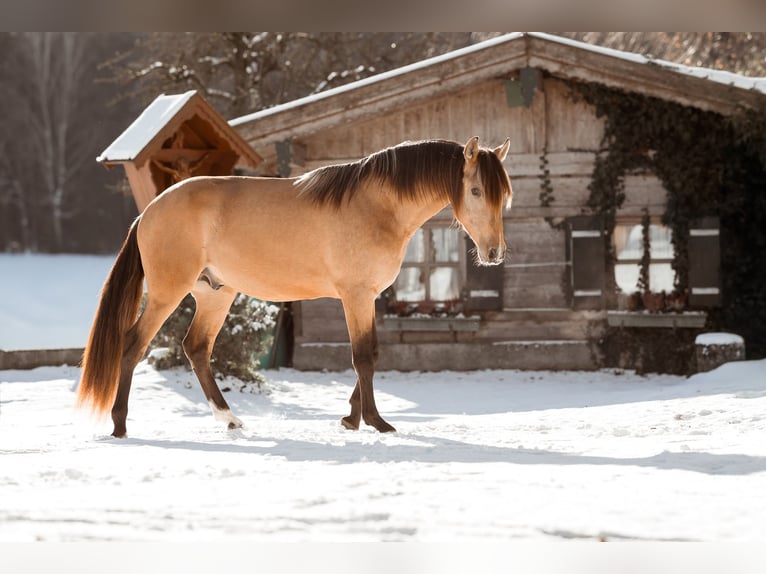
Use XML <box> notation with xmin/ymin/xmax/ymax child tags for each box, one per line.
<box><xmin>137</xmin><ymin>176</ymin><xmax>342</xmax><ymax>300</ymax></box>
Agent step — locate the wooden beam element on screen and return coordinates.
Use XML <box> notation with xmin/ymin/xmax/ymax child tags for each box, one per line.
<box><xmin>124</xmin><ymin>163</ymin><xmax>157</xmax><ymax>213</ymax></box>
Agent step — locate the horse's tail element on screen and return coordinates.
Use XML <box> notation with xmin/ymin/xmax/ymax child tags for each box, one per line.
<box><xmin>77</xmin><ymin>218</ymin><xmax>144</xmax><ymax>415</ymax></box>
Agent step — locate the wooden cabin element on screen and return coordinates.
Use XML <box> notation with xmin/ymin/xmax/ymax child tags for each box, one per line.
<box><xmin>98</xmin><ymin>90</ymin><xmax>262</xmax><ymax>212</ymax></box>
<box><xmin>230</xmin><ymin>33</ymin><xmax>763</xmax><ymax>372</ymax></box>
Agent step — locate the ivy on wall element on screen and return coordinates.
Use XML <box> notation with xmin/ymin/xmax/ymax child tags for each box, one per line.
<box><xmin>565</xmin><ymin>80</ymin><xmax>766</xmax><ymax>359</ymax></box>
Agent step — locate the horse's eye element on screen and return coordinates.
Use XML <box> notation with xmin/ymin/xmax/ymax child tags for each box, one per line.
<box><xmin>471</xmin><ymin>187</ymin><xmax>481</xmax><ymax>197</ymax></box>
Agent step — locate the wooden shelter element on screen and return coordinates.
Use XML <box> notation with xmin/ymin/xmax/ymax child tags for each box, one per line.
<box><xmin>229</xmin><ymin>32</ymin><xmax>766</xmax><ymax>372</ymax></box>
<box><xmin>98</xmin><ymin>90</ymin><xmax>262</xmax><ymax>212</ymax></box>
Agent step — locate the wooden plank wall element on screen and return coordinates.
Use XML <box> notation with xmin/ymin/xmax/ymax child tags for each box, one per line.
<box><xmin>504</xmin><ymin>220</ymin><xmax>568</xmax><ymax>308</ymax></box>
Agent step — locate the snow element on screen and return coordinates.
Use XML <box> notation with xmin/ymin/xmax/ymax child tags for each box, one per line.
<box><xmin>696</xmin><ymin>332</ymin><xmax>745</xmax><ymax>346</ymax></box>
<box><xmin>2</xmin><ymin>359</ymin><xmax>766</xmax><ymax>542</ymax></box>
<box><xmin>3</xmin><ymin>254</ymin><xmax>766</xmax><ymax>545</ymax></box>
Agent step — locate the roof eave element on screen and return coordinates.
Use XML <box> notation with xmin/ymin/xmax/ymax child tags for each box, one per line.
<box><xmin>525</xmin><ymin>34</ymin><xmax>762</xmax><ymax>116</ymax></box>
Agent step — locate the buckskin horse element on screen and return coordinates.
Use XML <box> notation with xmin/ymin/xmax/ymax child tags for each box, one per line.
<box><xmin>77</xmin><ymin>137</ymin><xmax>513</xmax><ymax>437</ymax></box>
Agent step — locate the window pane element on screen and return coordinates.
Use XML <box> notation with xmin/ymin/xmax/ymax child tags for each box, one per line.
<box><xmin>650</xmin><ymin>225</ymin><xmax>673</xmax><ymax>259</ymax></box>
<box><xmin>403</xmin><ymin>228</ymin><xmax>426</xmax><ymax>262</ymax></box>
<box><xmin>615</xmin><ymin>262</ymin><xmax>640</xmax><ymax>293</ymax></box>
<box><xmin>429</xmin><ymin>267</ymin><xmax>460</xmax><ymax>301</ymax></box>
<box><xmin>395</xmin><ymin>268</ymin><xmax>425</xmax><ymax>302</ymax></box>
<box><xmin>650</xmin><ymin>263</ymin><xmax>675</xmax><ymax>292</ymax></box>
<box><xmin>431</xmin><ymin>227</ymin><xmax>460</xmax><ymax>262</ymax></box>
<box><xmin>614</xmin><ymin>223</ymin><xmax>675</xmax><ymax>293</ymax></box>
<box><xmin>614</xmin><ymin>224</ymin><xmax>642</xmax><ymax>261</ymax></box>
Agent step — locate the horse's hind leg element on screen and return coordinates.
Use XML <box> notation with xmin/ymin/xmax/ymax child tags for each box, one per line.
<box><xmin>112</xmin><ymin>296</ymin><xmax>184</xmax><ymax>437</ymax></box>
<box><xmin>183</xmin><ymin>284</ymin><xmax>241</xmax><ymax>430</ymax></box>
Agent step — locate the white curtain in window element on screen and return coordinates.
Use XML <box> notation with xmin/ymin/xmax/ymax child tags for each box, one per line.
<box><xmin>431</xmin><ymin>227</ymin><xmax>460</xmax><ymax>262</ymax></box>
<box><xmin>613</xmin><ymin>223</ymin><xmax>675</xmax><ymax>293</ymax></box>
<box><xmin>395</xmin><ymin>268</ymin><xmax>425</xmax><ymax>302</ymax></box>
<box><xmin>403</xmin><ymin>228</ymin><xmax>425</xmax><ymax>262</ymax></box>
<box><xmin>429</xmin><ymin>267</ymin><xmax>460</xmax><ymax>300</ymax></box>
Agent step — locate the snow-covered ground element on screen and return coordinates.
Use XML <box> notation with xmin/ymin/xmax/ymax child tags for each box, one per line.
<box><xmin>2</xmin><ymin>253</ymin><xmax>766</xmax><ymax>548</ymax></box>
<box><xmin>2</xmin><ymin>359</ymin><xmax>766</xmax><ymax>542</ymax></box>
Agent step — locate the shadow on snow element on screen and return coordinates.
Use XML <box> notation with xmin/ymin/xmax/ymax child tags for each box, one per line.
<box><xmin>117</xmin><ymin>433</ymin><xmax>766</xmax><ymax>476</ymax></box>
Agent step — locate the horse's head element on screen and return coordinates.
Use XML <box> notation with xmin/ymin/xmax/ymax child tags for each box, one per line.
<box><xmin>455</xmin><ymin>136</ymin><xmax>512</xmax><ymax>266</ymax></box>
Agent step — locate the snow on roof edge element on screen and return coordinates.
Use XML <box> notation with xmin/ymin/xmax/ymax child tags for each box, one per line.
<box><xmin>230</xmin><ymin>32</ymin><xmax>766</xmax><ymax>129</ymax></box>
<box><xmin>531</xmin><ymin>31</ymin><xmax>766</xmax><ymax>93</ymax></box>
<box><xmin>229</xmin><ymin>33</ymin><xmax>525</xmax><ymax>127</ymax></box>
<box><xmin>97</xmin><ymin>90</ymin><xmax>197</xmax><ymax>163</ymax></box>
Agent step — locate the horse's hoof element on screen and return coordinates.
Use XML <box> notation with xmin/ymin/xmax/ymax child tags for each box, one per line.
<box><xmin>341</xmin><ymin>416</ymin><xmax>360</xmax><ymax>431</ymax></box>
<box><xmin>211</xmin><ymin>405</ymin><xmax>243</xmax><ymax>430</ymax></box>
<box><xmin>227</xmin><ymin>420</ymin><xmax>244</xmax><ymax>430</ymax></box>
<box><xmin>111</xmin><ymin>429</ymin><xmax>127</xmax><ymax>439</ymax></box>
<box><xmin>377</xmin><ymin>422</ymin><xmax>397</xmax><ymax>433</ymax></box>
<box><xmin>364</xmin><ymin>416</ymin><xmax>396</xmax><ymax>433</ymax></box>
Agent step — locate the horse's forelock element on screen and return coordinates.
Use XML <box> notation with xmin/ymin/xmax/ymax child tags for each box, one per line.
<box><xmin>477</xmin><ymin>149</ymin><xmax>511</xmax><ymax>211</ymax></box>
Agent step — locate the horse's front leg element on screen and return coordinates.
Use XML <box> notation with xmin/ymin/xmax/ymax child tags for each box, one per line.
<box><xmin>341</xmin><ymin>381</ymin><xmax>362</xmax><ymax>431</ymax></box>
<box><xmin>341</xmin><ymin>293</ymin><xmax>395</xmax><ymax>433</ymax></box>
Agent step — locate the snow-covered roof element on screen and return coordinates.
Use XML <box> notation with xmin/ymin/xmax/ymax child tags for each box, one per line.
<box><xmin>531</xmin><ymin>32</ymin><xmax>766</xmax><ymax>93</ymax></box>
<box><xmin>231</xmin><ymin>32</ymin><xmax>766</xmax><ymax>147</ymax></box>
<box><xmin>230</xmin><ymin>33</ymin><xmax>527</xmax><ymax>128</ymax></box>
<box><xmin>97</xmin><ymin>91</ymin><xmax>197</xmax><ymax>163</ymax></box>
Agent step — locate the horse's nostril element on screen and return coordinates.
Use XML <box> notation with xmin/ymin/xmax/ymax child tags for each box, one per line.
<box><xmin>488</xmin><ymin>247</ymin><xmax>497</xmax><ymax>260</ymax></box>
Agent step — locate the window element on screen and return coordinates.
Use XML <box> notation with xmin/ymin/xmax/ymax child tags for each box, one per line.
<box><xmin>613</xmin><ymin>221</ymin><xmax>675</xmax><ymax>293</ymax></box>
<box><xmin>394</xmin><ymin>224</ymin><xmax>463</xmax><ymax>303</ymax></box>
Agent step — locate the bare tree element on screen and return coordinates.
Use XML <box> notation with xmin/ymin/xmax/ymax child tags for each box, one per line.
<box><xmin>27</xmin><ymin>33</ymin><xmax>95</xmax><ymax>249</ymax></box>
<box><xmin>0</xmin><ymin>33</ymin><xmax>94</xmax><ymax>251</ymax></box>
<box><xmin>0</xmin><ymin>32</ymin><xmax>473</xmax><ymax>252</ymax></box>
<box><xmin>0</xmin><ymin>32</ymin><xmax>139</xmax><ymax>253</ymax></box>
<box><xmin>0</xmin><ymin>142</ymin><xmax>35</xmax><ymax>252</ymax></box>
<box><xmin>105</xmin><ymin>33</ymin><xmax>473</xmax><ymax>118</ymax></box>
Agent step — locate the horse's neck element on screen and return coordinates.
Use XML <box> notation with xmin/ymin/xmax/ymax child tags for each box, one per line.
<box><xmin>359</xmin><ymin>183</ymin><xmax>450</xmax><ymax>240</ymax></box>
<box><xmin>403</xmin><ymin>197</ymin><xmax>451</xmax><ymax>236</ymax></box>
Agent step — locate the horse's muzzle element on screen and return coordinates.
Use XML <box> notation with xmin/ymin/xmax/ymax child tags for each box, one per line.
<box><xmin>481</xmin><ymin>246</ymin><xmax>506</xmax><ymax>266</ymax></box>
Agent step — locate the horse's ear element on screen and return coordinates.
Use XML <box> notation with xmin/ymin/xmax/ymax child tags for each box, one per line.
<box><xmin>493</xmin><ymin>138</ymin><xmax>510</xmax><ymax>162</ymax></box>
<box><xmin>463</xmin><ymin>136</ymin><xmax>480</xmax><ymax>164</ymax></box>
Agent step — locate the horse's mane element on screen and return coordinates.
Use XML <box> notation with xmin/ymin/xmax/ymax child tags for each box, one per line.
<box><xmin>294</xmin><ymin>140</ymin><xmax>509</xmax><ymax>211</ymax></box>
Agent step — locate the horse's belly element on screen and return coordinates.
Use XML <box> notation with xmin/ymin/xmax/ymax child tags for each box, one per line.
<box><xmin>211</xmin><ymin>258</ymin><xmax>339</xmax><ymax>302</ymax></box>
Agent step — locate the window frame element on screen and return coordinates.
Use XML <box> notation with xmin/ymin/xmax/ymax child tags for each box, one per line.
<box><xmin>613</xmin><ymin>216</ymin><xmax>675</xmax><ymax>294</ymax></box>
<box><xmin>394</xmin><ymin>218</ymin><xmax>467</xmax><ymax>304</ymax></box>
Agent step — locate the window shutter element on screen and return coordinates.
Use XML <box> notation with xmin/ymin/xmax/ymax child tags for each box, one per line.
<box><xmin>464</xmin><ymin>232</ymin><xmax>504</xmax><ymax>311</ymax></box>
<box><xmin>568</xmin><ymin>215</ymin><xmax>605</xmax><ymax>309</ymax></box>
<box><xmin>688</xmin><ymin>216</ymin><xmax>720</xmax><ymax>307</ymax></box>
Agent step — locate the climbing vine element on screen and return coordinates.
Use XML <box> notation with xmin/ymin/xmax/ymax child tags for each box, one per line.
<box><xmin>637</xmin><ymin>207</ymin><xmax>651</xmax><ymax>295</ymax></box>
<box><xmin>538</xmin><ymin>146</ymin><xmax>555</xmax><ymax>208</ymax></box>
<box><xmin>566</xmin><ymin>80</ymin><xmax>766</xmax><ymax>358</ymax></box>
